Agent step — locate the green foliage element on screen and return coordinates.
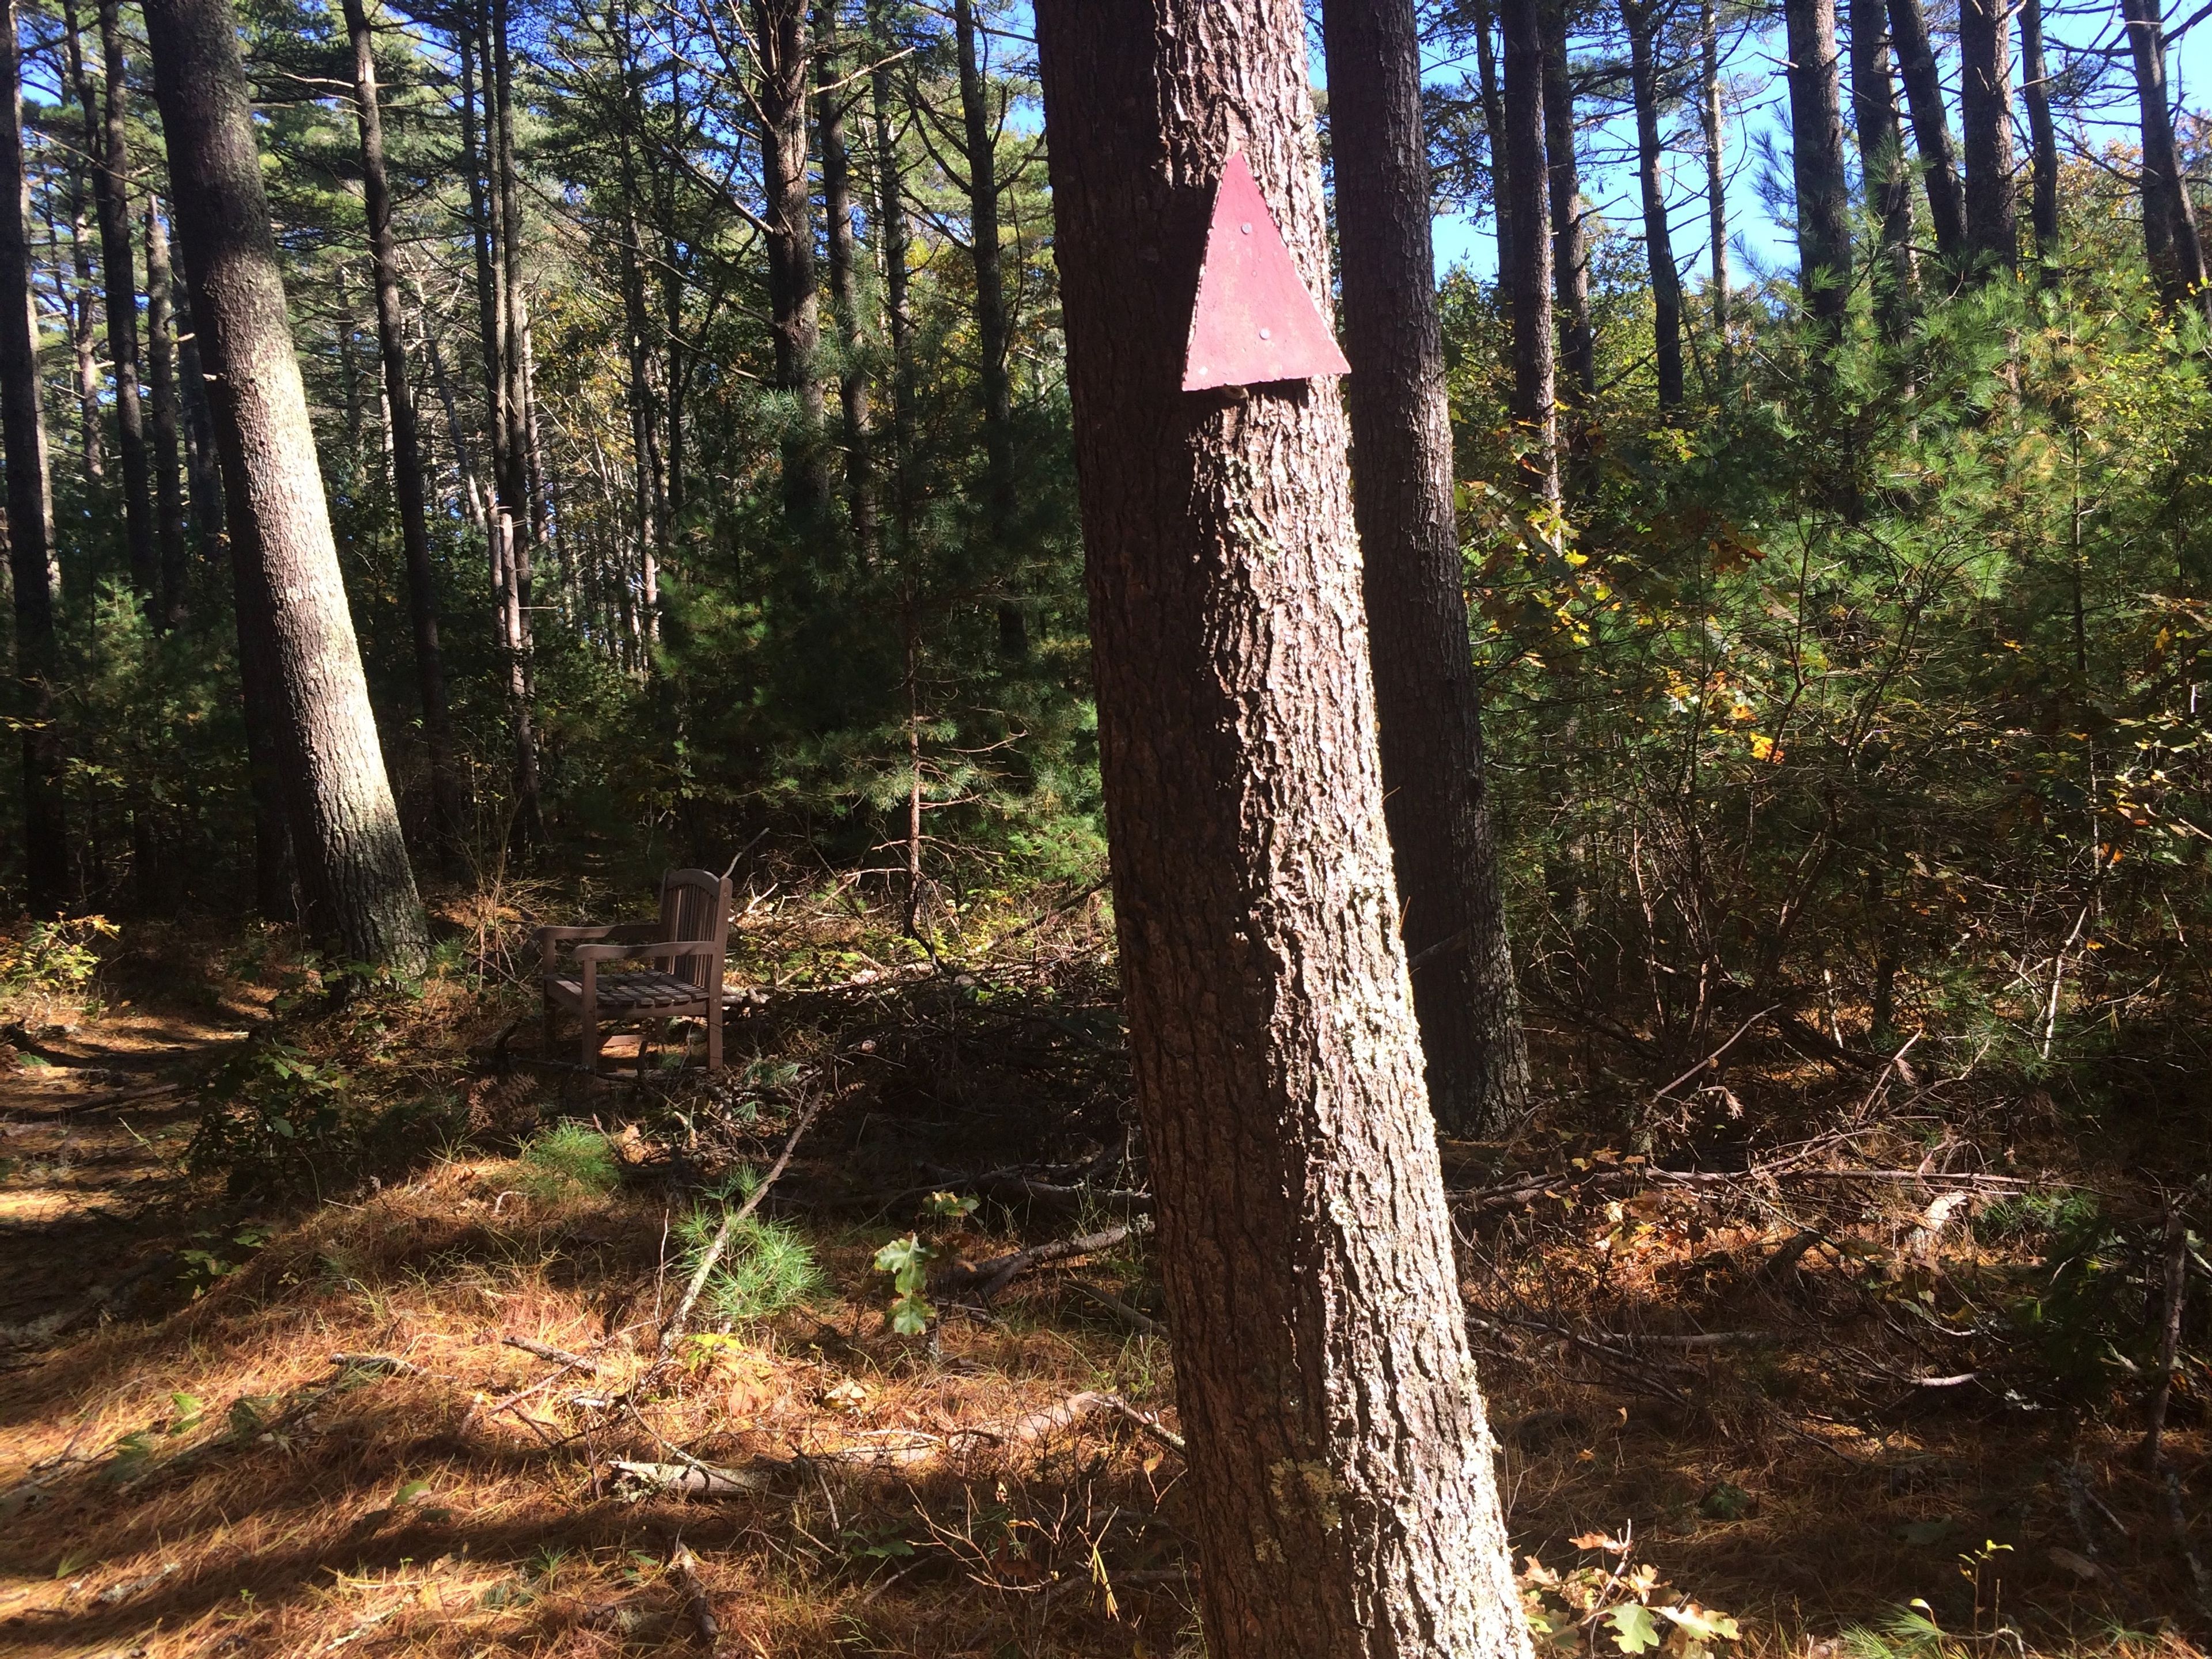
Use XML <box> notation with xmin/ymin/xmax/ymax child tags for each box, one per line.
<box><xmin>672</xmin><ymin>1186</ymin><xmax>826</xmax><ymax>1325</ymax></box>
<box><xmin>0</xmin><ymin>916</ymin><xmax>115</xmax><ymax>998</ymax></box>
<box><xmin>187</xmin><ymin>1036</ymin><xmax>460</xmax><ymax>1198</ymax></box>
<box><xmin>515</xmin><ymin>1123</ymin><xmax>623</xmax><ymax>1199</ymax></box>
<box><xmin>872</xmin><ymin>1232</ymin><xmax>939</xmax><ymax>1336</ymax></box>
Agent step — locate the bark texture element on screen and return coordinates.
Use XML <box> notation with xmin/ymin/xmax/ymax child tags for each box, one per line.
<box><xmin>2018</xmin><ymin>0</ymin><xmax>2059</xmax><ymax>262</ymax></box>
<box><xmin>2121</xmin><ymin>0</ymin><xmax>2207</xmax><ymax>306</ymax></box>
<box><xmin>1849</xmin><ymin>0</ymin><xmax>1915</xmax><ymax>328</ymax></box>
<box><xmin>815</xmin><ymin>2</ymin><xmax>875</xmax><ymax>559</ymax></box>
<box><xmin>1</xmin><ymin>0</ymin><xmax>66</xmax><ymax>914</ymax></box>
<box><xmin>345</xmin><ymin>0</ymin><xmax>462</xmax><ymax>855</ymax></box>
<box><xmin>1321</xmin><ymin>0</ymin><xmax>1531</xmax><ymax>1135</ymax></box>
<box><xmin>754</xmin><ymin>0</ymin><xmax>828</xmax><ymax>522</ymax></box>
<box><xmin>1033</xmin><ymin>3</ymin><xmax>1533</xmax><ymax>1655</ymax></box>
<box><xmin>95</xmin><ymin>0</ymin><xmax>155</xmax><ymax>602</ymax></box>
<box><xmin>1887</xmin><ymin>0</ymin><xmax>1964</xmax><ymax>265</ymax></box>
<box><xmin>145</xmin><ymin>201</ymin><xmax>188</xmax><ymax>620</ymax></box>
<box><xmin>1957</xmin><ymin>0</ymin><xmax>2016</xmax><ymax>275</ymax></box>
<box><xmin>1783</xmin><ymin>0</ymin><xmax>1853</xmax><ymax>333</ymax></box>
<box><xmin>1622</xmin><ymin>0</ymin><xmax>1684</xmax><ymax>410</ymax></box>
<box><xmin>146</xmin><ymin>0</ymin><xmax>430</xmax><ymax>972</ymax></box>
<box><xmin>1499</xmin><ymin>0</ymin><xmax>1556</xmax><ymax>499</ymax></box>
<box><xmin>1539</xmin><ymin>0</ymin><xmax>1592</xmax><ymax>405</ymax></box>
<box><xmin>1702</xmin><ymin>0</ymin><xmax>1729</xmax><ymax>378</ymax></box>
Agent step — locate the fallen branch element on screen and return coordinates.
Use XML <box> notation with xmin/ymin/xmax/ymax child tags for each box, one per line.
<box><xmin>665</xmin><ymin>1542</ymin><xmax>719</xmax><ymax>1644</ymax></box>
<box><xmin>1066</xmin><ymin>1279</ymin><xmax>1162</xmax><ymax>1337</ymax></box>
<box><xmin>658</xmin><ymin>1091</ymin><xmax>826</xmax><ymax>1360</ymax></box>
<box><xmin>503</xmin><ymin>1334</ymin><xmax>597</xmax><ymax>1373</ymax></box>
<box><xmin>609</xmin><ymin>1459</ymin><xmax>768</xmax><ymax>1497</ymax></box>
<box><xmin>937</xmin><ymin>1219</ymin><xmax>1154</xmax><ymax>1301</ymax></box>
<box><xmin>1651</xmin><ymin>1005</ymin><xmax>1781</xmax><ymax>1101</ymax></box>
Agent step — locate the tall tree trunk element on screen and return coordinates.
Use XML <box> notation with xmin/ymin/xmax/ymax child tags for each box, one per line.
<box><xmin>1887</xmin><ymin>0</ymin><xmax>1965</xmax><ymax>265</ymax></box>
<box><xmin>172</xmin><ymin>249</ymin><xmax>224</xmax><ymax>551</ymax></box>
<box><xmin>2018</xmin><ymin>0</ymin><xmax>2059</xmax><ymax>263</ymax></box>
<box><xmin>1701</xmin><ymin>0</ymin><xmax>1729</xmax><ymax>382</ymax></box>
<box><xmin>1500</xmin><ymin>0</ymin><xmax>1556</xmax><ymax>501</ymax></box>
<box><xmin>612</xmin><ymin>0</ymin><xmax>661</xmax><ymax>632</ymax></box>
<box><xmin>95</xmin><ymin>0</ymin><xmax>155</xmax><ymax>601</ymax></box>
<box><xmin>63</xmin><ymin>0</ymin><xmax>103</xmax><ymax>485</ymax></box>
<box><xmin>1957</xmin><ymin>0</ymin><xmax>2016</xmax><ymax>274</ymax></box>
<box><xmin>145</xmin><ymin>199</ymin><xmax>188</xmax><ymax>622</ymax></box>
<box><xmin>816</xmin><ymin>1</ymin><xmax>876</xmax><ymax>560</ymax></box>
<box><xmin>1622</xmin><ymin>0</ymin><xmax>1684</xmax><ymax>410</ymax></box>
<box><xmin>1472</xmin><ymin>0</ymin><xmax>1512</xmax><ymax>326</ymax></box>
<box><xmin>870</xmin><ymin>0</ymin><xmax>915</xmax><ymax>539</ymax></box>
<box><xmin>346</xmin><ymin>0</ymin><xmax>463</xmax><ymax>859</ymax></box>
<box><xmin>1850</xmin><ymin>0</ymin><xmax>1916</xmax><ymax>329</ymax></box>
<box><xmin>1321</xmin><ymin>0</ymin><xmax>1531</xmax><ymax>1136</ymax></box>
<box><xmin>1</xmin><ymin>0</ymin><xmax>67</xmax><ymax>916</ymax></box>
<box><xmin>1783</xmin><ymin>0</ymin><xmax>1853</xmax><ymax>334</ymax></box>
<box><xmin>1033</xmin><ymin>4</ymin><xmax>1535</xmax><ymax>1654</ymax></box>
<box><xmin>146</xmin><ymin>0</ymin><xmax>430</xmax><ymax>972</ymax></box>
<box><xmin>1539</xmin><ymin>0</ymin><xmax>1593</xmax><ymax>405</ymax></box>
<box><xmin>461</xmin><ymin>13</ymin><xmax>509</xmax><ymax>524</ymax></box>
<box><xmin>2121</xmin><ymin>0</ymin><xmax>2207</xmax><ymax>306</ymax></box>
<box><xmin>754</xmin><ymin>0</ymin><xmax>828</xmax><ymax>524</ymax></box>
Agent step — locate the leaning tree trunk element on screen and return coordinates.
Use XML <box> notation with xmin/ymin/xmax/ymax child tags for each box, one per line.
<box><xmin>1321</xmin><ymin>0</ymin><xmax>1531</xmax><ymax>1137</ymax></box>
<box><xmin>346</xmin><ymin>0</ymin><xmax>463</xmax><ymax>859</ymax></box>
<box><xmin>1</xmin><ymin>0</ymin><xmax>67</xmax><ymax>916</ymax></box>
<box><xmin>2018</xmin><ymin>0</ymin><xmax>2059</xmax><ymax>262</ymax></box>
<box><xmin>1783</xmin><ymin>0</ymin><xmax>1853</xmax><ymax>335</ymax></box>
<box><xmin>1034</xmin><ymin>3</ymin><xmax>1536</xmax><ymax>1656</ymax></box>
<box><xmin>1622</xmin><ymin>0</ymin><xmax>1684</xmax><ymax>411</ymax></box>
<box><xmin>145</xmin><ymin>200</ymin><xmax>188</xmax><ymax>622</ymax></box>
<box><xmin>1500</xmin><ymin>0</ymin><xmax>1557</xmax><ymax>501</ymax></box>
<box><xmin>146</xmin><ymin>0</ymin><xmax>430</xmax><ymax>972</ymax></box>
<box><xmin>815</xmin><ymin>2</ymin><xmax>876</xmax><ymax>561</ymax></box>
<box><xmin>754</xmin><ymin>0</ymin><xmax>828</xmax><ymax>524</ymax></box>
<box><xmin>1539</xmin><ymin>0</ymin><xmax>1593</xmax><ymax>406</ymax></box>
<box><xmin>1887</xmin><ymin>0</ymin><xmax>1965</xmax><ymax>266</ymax></box>
<box><xmin>1957</xmin><ymin>0</ymin><xmax>2017</xmax><ymax>275</ymax></box>
<box><xmin>94</xmin><ymin>0</ymin><xmax>156</xmax><ymax>603</ymax></box>
<box><xmin>2121</xmin><ymin>0</ymin><xmax>2207</xmax><ymax>306</ymax></box>
<box><xmin>1850</xmin><ymin>0</ymin><xmax>1916</xmax><ymax>329</ymax></box>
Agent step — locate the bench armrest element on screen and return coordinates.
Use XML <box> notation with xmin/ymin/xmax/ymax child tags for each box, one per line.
<box><xmin>538</xmin><ymin>921</ymin><xmax>662</xmax><ymax>969</ymax></box>
<box><xmin>569</xmin><ymin>940</ymin><xmax>718</xmax><ymax>964</ymax></box>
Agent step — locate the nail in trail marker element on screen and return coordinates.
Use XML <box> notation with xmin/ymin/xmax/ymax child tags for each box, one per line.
<box><xmin>1182</xmin><ymin>151</ymin><xmax>1351</xmax><ymax>392</ymax></box>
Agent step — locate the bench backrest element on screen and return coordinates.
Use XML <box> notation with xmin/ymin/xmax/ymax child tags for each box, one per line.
<box><xmin>657</xmin><ymin>869</ymin><xmax>732</xmax><ymax>991</ymax></box>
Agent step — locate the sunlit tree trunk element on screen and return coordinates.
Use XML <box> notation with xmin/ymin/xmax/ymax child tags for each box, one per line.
<box><xmin>95</xmin><ymin>0</ymin><xmax>155</xmax><ymax>603</ymax></box>
<box><xmin>144</xmin><ymin>199</ymin><xmax>188</xmax><ymax>622</ymax></box>
<box><xmin>1539</xmin><ymin>0</ymin><xmax>1592</xmax><ymax>406</ymax></box>
<box><xmin>1887</xmin><ymin>0</ymin><xmax>1964</xmax><ymax>266</ymax></box>
<box><xmin>146</xmin><ymin>0</ymin><xmax>430</xmax><ymax>971</ymax></box>
<box><xmin>62</xmin><ymin>0</ymin><xmax>102</xmax><ymax>487</ymax></box>
<box><xmin>1500</xmin><ymin>0</ymin><xmax>1557</xmax><ymax>501</ymax></box>
<box><xmin>1</xmin><ymin>0</ymin><xmax>67</xmax><ymax>915</ymax></box>
<box><xmin>754</xmin><ymin>0</ymin><xmax>828</xmax><ymax>523</ymax></box>
<box><xmin>1622</xmin><ymin>0</ymin><xmax>1683</xmax><ymax>411</ymax></box>
<box><xmin>1322</xmin><ymin>0</ymin><xmax>1532</xmax><ymax>1135</ymax></box>
<box><xmin>1700</xmin><ymin>0</ymin><xmax>1730</xmax><ymax>382</ymax></box>
<box><xmin>1783</xmin><ymin>0</ymin><xmax>1853</xmax><ymax>334</ymax></box>
<box><xmin>1034</xmin><ymin>2</ymin><xmax>1539</xmax><ymax>1652</ymax></box>
<box><xmin>346</xmin><ymin>0</ymin><xmax>462</xmax><ymax>859</ymax></box>
<box><xmin>175</xmin><ymin>278</ymin><xmax>225</xmax><ymax>552</ymax></box>
<box><xmin>2120</xmin><ymin>0</ymin><xmax>2206</xmax><ymax>306</ymax></box>
<box><xmin>869</xmin><ymin>0</ymin><xmax>915</xmax><ymax>538</ymax></box>
<box><xmin>1850</xmin><ymin>0</ymin><xmax>1915</xmax><ymax>329</ymax></box>
<box><xmin>816</xmin><ymin>1</ymin><xmax>876</xmax><ymax>561</ymax></box>
<box><xmin>1957</xmin><ymin>0</ymin><xmax>2016</xmax><ymax>275</ymax></box>
<box><xmin>2018</xmin><ymin>0</ymin><xmax>2059</xmax><ymax>263</ymax></box>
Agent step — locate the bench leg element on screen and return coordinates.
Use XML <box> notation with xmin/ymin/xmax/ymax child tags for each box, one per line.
<box><xmin>580</xmin><ymin>1000</ymin><xmax>598</xmax><ymax>1075</ymax></box>
<box><xmin>707</xmin><ymin>999</ymin><xmax>723</xmax><ymax>1073</ymax></box>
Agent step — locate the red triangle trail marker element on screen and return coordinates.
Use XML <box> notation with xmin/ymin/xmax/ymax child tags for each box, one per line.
<box><xmin>1182</xmin><ymin>151</ymin><xmax>1351</xmax><ymax>392</ymax></box>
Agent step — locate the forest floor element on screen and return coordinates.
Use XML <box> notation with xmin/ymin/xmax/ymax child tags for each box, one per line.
<box><xmin>0</xmin><ymin>884</ymin><xmax>2204</xmax><ymax>1659</ymax></box>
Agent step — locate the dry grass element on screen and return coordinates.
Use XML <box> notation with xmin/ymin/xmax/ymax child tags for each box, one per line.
<box><xmin>0</xmin><ymin>889</ymin><xmax>2204</xmax><ymax>1658</ymax></box>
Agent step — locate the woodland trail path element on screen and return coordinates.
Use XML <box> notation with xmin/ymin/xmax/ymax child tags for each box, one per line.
<box><xmin>0</xmin><ymin>986</ymin><xmax>265</xmax><ymax>1356</ymax></box>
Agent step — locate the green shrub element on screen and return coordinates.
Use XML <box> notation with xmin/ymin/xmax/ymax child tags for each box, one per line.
<box><xmin>513</xmin><ymin>1123</ymin><xmax>622</xmax><ymax>1199</ymax></box>
<box><xmin>673</xmin><ymin>1181</ymin><xmax>824</xmax><ymax>1325</ymax></box>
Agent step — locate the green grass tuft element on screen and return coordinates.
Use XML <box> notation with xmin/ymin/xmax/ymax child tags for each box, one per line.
<box><xmin>674</xmin><ymin>1187</ymin><xmax>825</xmax><ymax>1324</ymax></box>
<box><xmin>514</xmin><ymin>1123</ymin><xmax>621</xmax><ymax>1198</ymax></box>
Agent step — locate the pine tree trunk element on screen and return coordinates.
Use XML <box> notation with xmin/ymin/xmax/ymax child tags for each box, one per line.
<box><xmin>1</xmin><ymin>0</ymin><xmax>67</xmax><ymax>916</ymax></box>
<box><xmin>2121</xmin><ymin>0</ymin><xmax>2207</xmax><ymax>306</ymax></box>
<box><xmin>346</xmin><ymin>0</ymin><xmax>462</xmax><ymax>859</ymax></box>
<box><xmin>1538</xmin><ymin>0</ymin><xmax>1592</xmax><ymax>406</ymax></box>
<box><xmin>1849</xmin><ymin>0</ymin><xmax>1916</xmax><ymax>329</ymax></box>
<box><xmin>1783</xmin><ymin>0</ymin><xmax>1853</xmax><ymax>334</ymax></box>
<box><xmin>755</xmin><ymin>0</ymin><xmax>828</xmax><ymax>524</ymax></box>
<box><xmin>145</xmin><ymin>201</ymin><xmax>189</xmax><ymax>622</ymax></box>
<box><xmin>1700</xmin><ymin>0</ymin><xmax>1729</xmax><ymax>381</ymax></box>
<box><xmin>1321</xmin><ymin>0</ymin><xmax>1531</xmax><ymax>1137</ymax></box>
<box><xmin>1887</xmin><ymin>0</ymin><xmax>1964</xmax><ymax>265</ymax></box>
<box><xmin>1622</xmin><ymin>0</ymin><xmax>1684</xmax><ymax>411</ymax></box>
<box><xmin>816</xmin><ymin>2</ymin><xmax>876</xmax><ymax>560</ymax></box>
<box><xmin>1036</xmin><ymin>8</ymin><xmax>1535</xmax><ymax>1653</ymax></box>
<box><xmin>1957</xmin><ymin>0</ymin><xmax>2016</xmax><ymax>275</ymax></box>
<box><xmin>62</xmin><ymin>0</ymin><xmax>103</xmax><ymax>484</ymax></box>
<box><xmin>870</xmin><ymin>1</ymin><xmax>915</xmax><ymax>540</ymax></box>
<box><xmin>146</xmin><ymin>0</ymin><xmax>430</xmax><ymax>971</ymax></box>
<box><xmin>95</xmin><ymin>0</ymin><xmax>155</xmax><ymax>602</ymax></box>
<box><xmin>2018</xmin><ymin>0</ymin><xmax>2060</xmax><ymax>263</ymax></box>
<box><xmin>461</xmin><ymin>13</ymin><xmax>509</xmax><ymax>517</ymax></box>
<box><xmin>1472</xmin><ymin>0</ymin><xmax>1512</xmax><ymax>325</ymax></box>
<box><xmin>1499</xmin><ymin>0</ymin><xmax>1557</xmax><ymax>501</ymax></box>
<box><xmin>175</xmin><ymin>281</ymin><xmax>225</xmax><ymax>552</ymax></box>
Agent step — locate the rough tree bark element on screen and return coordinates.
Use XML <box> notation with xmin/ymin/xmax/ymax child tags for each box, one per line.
<box><xmin>1472</xmin><ymin>0</ymin><xmax>1512</xmax><ymax>325</ymax></box>
<box><xmin>62</xmin><ymin>0</ymin><xmax>102</xmax><ymax>484</ymax></box>
<box><xmin>146</xmin><ymin>0</ymin><xmax>430</xmax><ymax>971</ymax></box>
<box><xmin>2018</xmin><ymin>0</ymin><xmax>2059</xmax><ymax>262</ymax></box>
<box><xmin>1034</xmin><ymin>3</ymin><xmax>1536</xmax><ymax>1655</ymax></box>
<box><xmin>345</xmin><ymin>0</ymin><xmax>463</xmax><ymax>857</ymax></box>
<box><xmin>1321</xmin><ymin>0</ymin><xmax>1531</xmax><ymax>1136</ymax></box>
<box><xmin>94</xmin><ymin>0</ymin><xmax>155</xmax><ymax>602</ymax></box>
<box><xmin>1622</xmin><ymin>0</ymin><xmax>1684</xmax><ymax>410</ymax></box>
<box><xmin>1500</xmin><ymin>0</ymin><xmax>1557</xmax><ymax>501</ymax></box>
<box><xmin>1702</xmin><ymin>0</ymin><xmax>1729</xmax><ymax>381</ymax></box>
<box><xmin>1957</xmin><ymin>0</ymin><xmax>2016</xmax><ymax>275</ymax></box>
<box><xmin>753</xmin><ymin>0</ymin><xmax>828</xmax><ymax>522</ymax></box>
<box><xmin>1887</xmin><ymin>0</ymin><xmax>1965</xmax><ymax>266</ymax></box>
<box><xmin>144</xmin><ymin>201</ymin><xmax>188</xmax><ymax>619</ymax></box>
<box><xmin>2120</xmin><ymin>0</ymin><xmax>2207</xmax><ymax>306</ymax></box>
<box><xmin>175</xmin><ymin>274</ymin><xmax>225</xmax><ymax>552</ymax></box>
<box><xmin>815</xmin><ymin>2</ymin><xmax>876</xmax><ymax>560</ymax></box>
<box><xmin>1</xmin><ymin>0</ymin><xmax>67</xmax><ymax>915</ymax></box>
<box><xmin>1849</xmin><ymin>0</ymin><xmax>1915</xmax><ymax>329</ymax></box>
<box><xmin>1783</xmin><ymin>0</ymin><xmax>1853</xmax><ymax>334</ymax></box>
<box><xmin>1539</xmin><ymin>0</ymin><xmax>1593</xmax><ymax>405</ymax></box>
<box><xmin>869</xmin><ymin>0</ymin><xmax>916</xmax><ymax>537</ymax></box>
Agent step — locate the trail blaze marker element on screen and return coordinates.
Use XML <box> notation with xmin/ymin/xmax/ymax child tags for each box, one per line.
<box><xmin>1181</xmin><ymin>151</ymin><xmax>1351</xmax><ymax>392</ymax></box>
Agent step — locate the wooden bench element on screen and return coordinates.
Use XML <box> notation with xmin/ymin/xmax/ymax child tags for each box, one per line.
<box><xmin>539</xmin><ymin>869</ymin><xmax>734</xmax><ymax>1073</ymax></box>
